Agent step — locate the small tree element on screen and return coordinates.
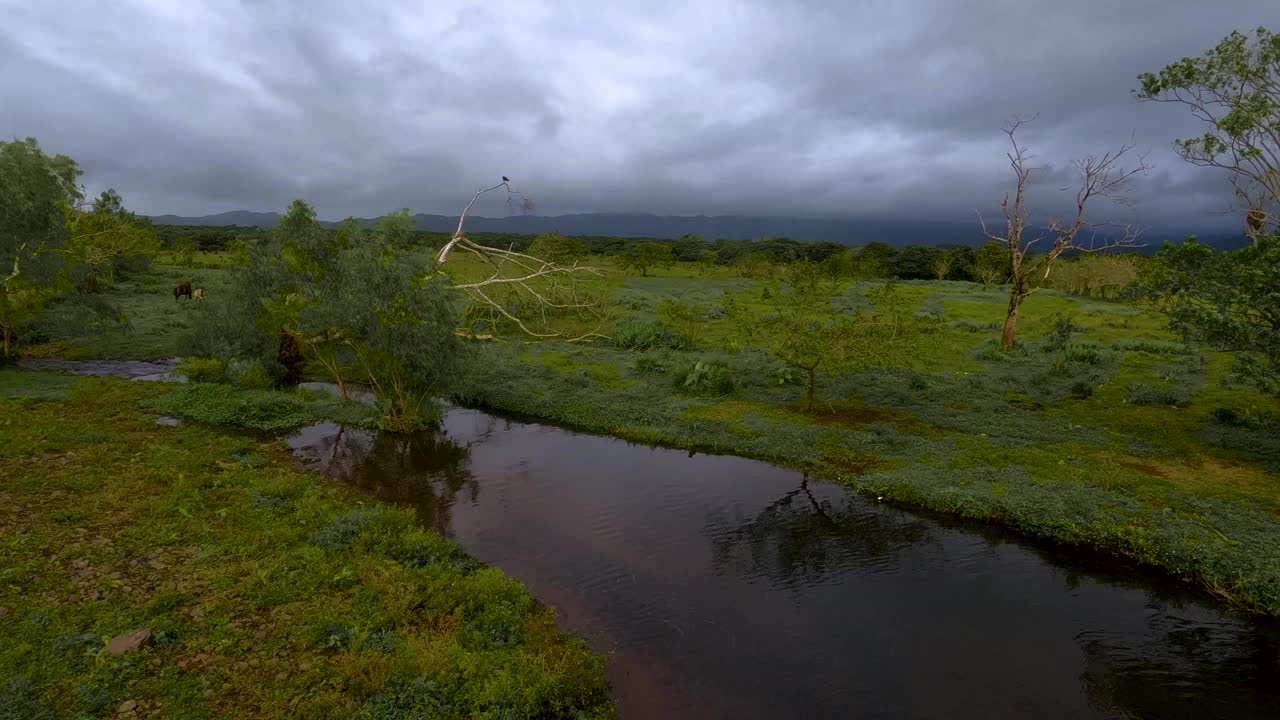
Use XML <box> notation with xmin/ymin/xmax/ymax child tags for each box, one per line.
<box><xmin>759</xmin><ymin>283</ymin><xmax>922</xmax><ymax>409</ymax></box>
<box><xmin>931</xmin><ymin>250</ymin><xmax>955</xmax><ymax>281</ymax></box>
<box><xmin>527</xmin><ymin>232</ymin><xmax>587</xmax><ymax>266</ymax></box>
<box><xmin>978</xmin><ymin>116</ymin><xmax>1149</xmax><ymax>351</ymax></box>
<box><xmin>1149</xmin><ymin>237</ymin><xmax>1280</xmax><ymax>396</ymax></box>
<box><xmin>621</xmin><ymin>242</ymin><xmax>673</xmax><ymax>277</ymax></box>
<box><xmin>0</xmin><ymin>138</ymin><xmax>81</xmax><ymax>355</ymax></box>
<box><xmin>972</xmin><ymin>240</ymin><xmax>1011</xmax><ymax>289</ymax></box>
<box><xmin>174</xmin><ymin>235</ymin><xmax>198</xmax><ymax>266</ymax></box>
<box><xmin>1136</xmin><ymin>27</ymin><xmax>1280</xmax><ymax>242</ymax></box>
<box><xmin>697</xmin><ymin>249</ymin><xmax>719</xmax><ymax>276</ymax></box>
<box><xmin>658</xmin><ymin>296</ymin><xmax>706</xmax><ymax>345</ymax></box>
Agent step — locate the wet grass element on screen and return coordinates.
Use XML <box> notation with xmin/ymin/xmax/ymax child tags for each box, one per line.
<box><xmin>0</xmin><ymin>374</ymin><xmax>611</xmax><ymax>719</ymax></box>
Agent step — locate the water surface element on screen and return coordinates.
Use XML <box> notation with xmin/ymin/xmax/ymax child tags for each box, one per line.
<box><xmin>289</xmin><ymin>409</ymin><xmax>1280</xmax><ymax>720</ymax></box>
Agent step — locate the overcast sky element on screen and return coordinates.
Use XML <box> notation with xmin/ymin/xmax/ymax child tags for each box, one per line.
<box><xmin>1</xmin><ymin>1</ymin><xmax>1273</xmax><ymax>229</ymax></box>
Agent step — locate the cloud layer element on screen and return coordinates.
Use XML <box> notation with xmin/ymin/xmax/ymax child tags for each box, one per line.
<box><xmin>1</xmin><ymin>0</ymin><xmax>1272</xmax><ymax>230</ymax></box>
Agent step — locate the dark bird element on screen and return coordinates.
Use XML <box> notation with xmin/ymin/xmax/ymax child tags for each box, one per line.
<box><xmin>502</xmin><ymin>176</ymin><xmax>510</xmax><ymax>182</ymax></box>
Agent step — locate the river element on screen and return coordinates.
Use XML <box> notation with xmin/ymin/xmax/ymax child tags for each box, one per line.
<box><xmin>287</xmin><ymin>409</ymin><xmax>1280</xmax><ymax>720</ymax></box>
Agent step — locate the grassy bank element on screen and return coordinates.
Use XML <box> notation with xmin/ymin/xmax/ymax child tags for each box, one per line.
<box><xmin>0</xmin><ymin>374</ymin><xmax>611</xmax><ymax>719</ymax></box>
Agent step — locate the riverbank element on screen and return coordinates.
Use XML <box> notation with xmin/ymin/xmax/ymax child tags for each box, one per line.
<box><xmin>452</xmin><ymin>338</ymin><xmax>1280</xmax><ymax>618</ymax></box>
<box><xmin>0</xmin><ymin>373</ymin><xmax>612</xmax><ymax>719</ymax></box>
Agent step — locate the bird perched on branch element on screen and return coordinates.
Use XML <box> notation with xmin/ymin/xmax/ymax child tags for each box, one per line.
<box><xmin>502</xmin><ymin>176</ymin><xmax>510</xmax><ymax>182</ymax></box>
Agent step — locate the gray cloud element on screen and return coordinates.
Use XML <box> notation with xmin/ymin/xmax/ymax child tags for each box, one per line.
<box><xmin>1</xmin><ymin>0</ymin><xmax>1272</xmax><ymax>231</ymax></box>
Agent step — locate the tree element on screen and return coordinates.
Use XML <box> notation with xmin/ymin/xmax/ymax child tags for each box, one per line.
<box><xmin>174</xmin><ymin>235</ymin><xmax>198</xmax><ymax>266</ymax></box>
<box><xmin>1136</xmin><ymin>27</ymin><xmax>1280</xmax><ymax>242</ymax></box>
<box><xmin>931</xmin><ymin>250</ymin><xmax>955</xmax><ymax>280</ymax></box>
<box><xmin>63</xmin><ymin>190</ymin><xmax>160</xmax><ymax>290</ymax></box>
<box><xmin>1150</xmin><ymin>237</ymin><xmax>1280</xmax><ymax>396</ymax></box>
<box><xmin>0</xmin><ymin>138</ymin><xmax>82</xmax><ymax>356</ymax></box>
<box><xmin>620</xmin><ymin>242</ymin><xmax>673</xmax><ymax>277</ymax></box>
<box><xmin>757</xmin><ymin>278</ymin><xmax>922</xmax><ymax>409</ymax></box>
<box><xmin>527</xmin><ymin>232</ymin><xmax>587</xmax><ymax>266</ymax></box>
<box><xmin>670</xmin><ymin>233</ymin><xmax>707</xmax><ymax>262</ymax></box>
<box><xmin>851</xmin><ymin>242</ymin><xmax>894</xmax><ymax>279</ymax></box>
<box><xmin>978</xmin><ymin>116</ymin><xmax>1149</xmax><ymax>350</ymax></box>
<box><xmin>889</xmin><ymin>244</ymin><xmax>937</xmax><ymax>279</ymax></box>
<box><xmin>375</xmin><ymin>208</ymin><xmax>416</xmax><ymax>249</ymax></box>
<box><xmin>972</xmin><ymin>240</ymin><xmax>1011</xmax><ymax>289</ymax></box>
<box><xmin>696</xmin><ymin>249</ymin><xmax>719</xmax><ymax>276</ymax></box>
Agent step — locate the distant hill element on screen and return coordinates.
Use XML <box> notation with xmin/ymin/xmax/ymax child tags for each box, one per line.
<box><xmin>147</xmin><ymin>210</ymin><xmax>1248</xmax><ymax>251</ymax></box>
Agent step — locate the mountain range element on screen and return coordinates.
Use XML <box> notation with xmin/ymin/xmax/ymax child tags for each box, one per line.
<box><xmin>147</xmin><ymin>210</ymin><xmax>1250</xmax><ymax>250</ymax></box>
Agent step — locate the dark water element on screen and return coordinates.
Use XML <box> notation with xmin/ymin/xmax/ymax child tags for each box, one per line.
<box><xmin>288</xmin><ymin>409</ymin><xmax>1280</xmax><ymax>720</ymax></box>
<box><xmin>17</xmin><ymin>357</ymin><xmax>183</xmax><ymax>382</ymax></box>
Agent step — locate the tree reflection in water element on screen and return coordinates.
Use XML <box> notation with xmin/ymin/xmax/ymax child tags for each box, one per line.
<box><xmin>1077</xmin><ymin>599</ymin><xmax>1280</xmax><ymax>719</ymax></box>
<box><xmin>290</xmin><ymin>421</ymin><xmax>475</xmax><ymax>535</ymax></box>
<box><xmin>705</xmin><ymin>476</ymin><xmax>934</xmax><ymax>590</ymax></box>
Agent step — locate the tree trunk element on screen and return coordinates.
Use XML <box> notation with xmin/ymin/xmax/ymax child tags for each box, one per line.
<box><xmin>805</xmin><ymin>367</ymin><xmax>817</xmax><ymax>410</ymax></box>
<box><xmin>1002</xmin><ymin>285</ymin><xmax>1023</xmax><ymax>351</ymax></box>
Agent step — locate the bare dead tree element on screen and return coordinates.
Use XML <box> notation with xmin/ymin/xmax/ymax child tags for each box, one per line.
<box><xmin>434</xmin><ymin>179</ymin><xmax>610</xmax><ymax>342</ymax></box>
<box><xmin>978</xmin><ymin>116</ymin><xmax>1151</xmax><ymax>350</ymax></box>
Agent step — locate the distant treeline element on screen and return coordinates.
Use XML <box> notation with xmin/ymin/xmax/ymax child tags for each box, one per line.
<box><xmin>153</xmin><ymin>224</ymin><xmax>1136</xmax><ymax>284</ymax></box>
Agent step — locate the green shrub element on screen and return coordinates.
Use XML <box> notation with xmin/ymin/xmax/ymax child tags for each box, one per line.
<box><xmin>630</xmin><ymin>355</ymin><xmax>668</xmax><ymax>375</ymax></box>
<box><xmin>1068</xmin><ymin>380</ymin><xmax>1095</xmax><ymax>399</ymax></box>
<box><xmin>176</xmin><ymin>356</ymin><xmax>228</xmax><ymax>382</ymax></box>
<box><xmin>1066</xmin><ymin>343</ymin><xmax>1107</xmax><ymax>366</ymax></box>
<box><xmin>611</xmin><ymin>317</ymin><xmax>689</xmax><ymax>351</ymax></box>
<box><xmin>229</xmin><ymin>359</ymin><xmax>275</xmax><ymax>389</ymax></box>
<box><xmin>1124</xmin><ymin>382</ymin><xmax>1189</xmax><ymax>408</ymax></box>
<box><xmin>673</xmin><ymin>361</ymin><xmax>735</xmax><ymax>396</ymax></box>
<box><xmin>772</xmin><ymin>366</ymin><xmax>804</xmax><ymax>386</ymax></box>
<box><xmin>1111</xmin><ymin>339</ymin><xmax>1193</xmax><ymax>355</ymax></box>
<box><xmin>950</xmin><ymin>319</ymin><xmax>1000</xmax><ymax>333</ymax></box>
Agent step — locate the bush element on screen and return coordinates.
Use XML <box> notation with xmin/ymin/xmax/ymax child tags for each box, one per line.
<box><xmin>772</xmin><ymin>366</ymin><xmax>804</xmax><ymax>386</ymax></box>
<box><xmin>672</xmin><ymin>361</ymin><xmax>735</xmax><ymax>396</ymax></box>
<box><xmin>176</xmin><ymin>356</ymin><xmax>228</xmax><ymax>382</ymax></box>
<box><xmin>1124</xmin><ymin>382</ymin><xmax>1189</xmax><ymax>408</ymax></box>
<box><xmin>611</xmin><ymin>317</ymin><xmax>689</xmax><ymax>351</ymax></box>
<box><xmin>950</xmin><ymin>319</ymin><xmax>1000</xmax><ymax>333</ymax></box>
<box><xmin>1111</xmin><ymin>339</ymin><xmax>1193</xmax><ymax>355</ymax></box>
<box><xmin>701</xmin><ymin>304</ymin><xmax>727</xmax><ymax>321</ymax></box>
<box><xmin>1066</xmin><ymin>343</ymin><xmax>1107</xmax><ymax>366</ymax></box>
<box><xmin>1068</xmin><ymin>380</ymin><xmax>1095</xmax><ymax>399</ymax></box>
<box><xmin>630</xmin><ymin>355</ymin><xmax>667</xmax><ymax>375</ymax></box>
<box><xmin>227</xmin><ymin>359</ymin><xmax>275</xmax><ymax>389</ymax></box>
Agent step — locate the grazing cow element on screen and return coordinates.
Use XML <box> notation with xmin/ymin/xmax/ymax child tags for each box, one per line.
<box><xmin>192</xmin><ymin>288</ymin><xmax>205</xmax><ymax>300</ymax></box>
<box><xmin>174</xmin><ymin>280</ymin><xmax>193</xmax><ymax>300</ymax></box>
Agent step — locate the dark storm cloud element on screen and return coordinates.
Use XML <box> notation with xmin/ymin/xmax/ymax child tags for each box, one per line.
<box><xmin>0</xmin><ymin>0</ymin><xmax>1273</xmax><ymax>229</ymax></box>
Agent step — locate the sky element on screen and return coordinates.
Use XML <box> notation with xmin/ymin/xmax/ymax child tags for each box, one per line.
<box><xmin>1</xmin><ymin>0</ymin><xmax>1273</xmax><ymax>230</ymax></box>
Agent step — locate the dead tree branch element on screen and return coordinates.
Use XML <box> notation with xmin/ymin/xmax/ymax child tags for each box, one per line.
<box><xmin>435</xmin><ymin>179</ymin><xmax>609</xmax><ymax>342</ymax></box>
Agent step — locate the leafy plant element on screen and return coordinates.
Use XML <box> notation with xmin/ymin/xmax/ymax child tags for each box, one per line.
<box><xmin>672</xmin><ymin>361</ymin><xmax>735</xmax><ymax>396</ymax></box>
<box><xmin>176</xmin><ymin>356</ymin><xmax>227</xmax><ymax>382</ymax></box>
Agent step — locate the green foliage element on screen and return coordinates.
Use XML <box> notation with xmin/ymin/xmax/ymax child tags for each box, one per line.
<box><xmin>172</xmin><ymin>236</ymin><xmax>198</xmax><ymax>266</ymax></box>
<box><xmin>1124</xmin><ymin>382</ymin><xmax>1191</xmax><ymax>408</ymax></box>
<box><xmin>1149</xmin><ymin>238</ymin><xmax>1280</xmax><ymax>394</ymax></box>
<box><xmin>1137</xmin><ymin>26</ymin><xmax>1280</xmax><ymax>233</ymax></box>
<box><xmin>526</xmin><ymin>232</ymin><xmax>587</xmax><ymax>265</ymax></box>
<box><xmin>657</xmin><ymin>296</ymin><xmax>705</xmax><ymax>345</ymax></box>
<box><xmin>611</xmin><ymin>317</ymin><xmax>688</xmax><ymax>351</ymax></box>
<box><xmin>973</xmin><ymin>240</ymin><xmax>1011</xmax><ymax>288</ymax></box>
<box><xmin>142</xmin><ymin>382</ymin><xmax>379</xmax><ymax>431</ymax></box>
<box><xmin>175</xmin><ymin>356</ymin><xmax>227</xmax><ymax>382</ymax></box>
<box><xmin>620</xmin><ymin>242</ymin><xmax>674</xmax><ymax>276</ymax></box>
<box><xmin>192</xmin><ymin>201</ymin><xmax>463</xmax><ymax>429</ymax></box>
<box><xmin>672</xmin><ymin>360</ymin><xmax>735</xmax><ymax>396</ymax></box>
